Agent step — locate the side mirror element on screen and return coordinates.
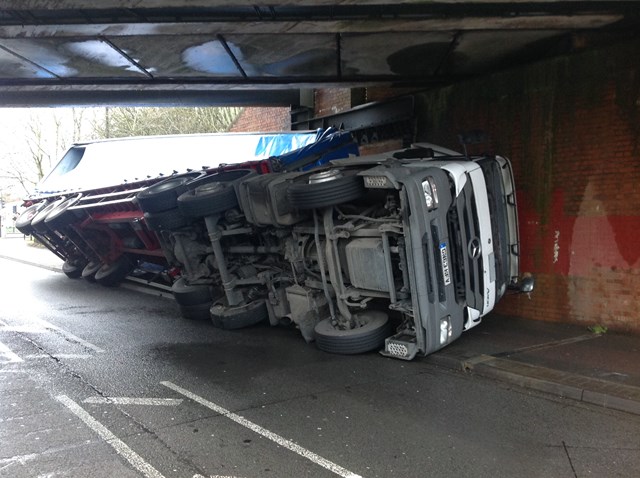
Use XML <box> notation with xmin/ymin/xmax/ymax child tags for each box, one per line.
<box><xmin>518</xmin><ymin>276</ymin><xmax>535</xmax><ymax>293</ymax></box>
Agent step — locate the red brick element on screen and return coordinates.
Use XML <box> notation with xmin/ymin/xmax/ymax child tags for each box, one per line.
<box><xmin>417</xmin><ymin>38</ymin><xmax>640</xmax><ymax>334</ymax></box>
<box><xmin>230</xmin><ymin>107</ymin><xmax>290</xmax><ymax>132</ymax></box>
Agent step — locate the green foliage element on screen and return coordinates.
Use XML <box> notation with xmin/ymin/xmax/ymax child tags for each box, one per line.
<box><xmin>588</xmin><ymin>325</ymin><xmax>608</xmax><ymax>335</ymax></box>
<box><xmin>92</xmin><ymin>107</ymin><xmax>243</xmax><ymax>139</ymax></box>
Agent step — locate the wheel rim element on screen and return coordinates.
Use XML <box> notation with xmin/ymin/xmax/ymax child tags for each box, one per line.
<box><xmin>149</xmin><ymin>177</ymin><xmax>187</xmax><ymax>193</ymax></box>
<box><xmin>196</xmin><ymin>182</ymin><xmax>227</xmax><ymax>195</ymax></box>
<box><xmin>308</xmin><ymin>169</ymin><xmax>343</xmax><ymax>184</ymax></box>
<box><xmin>31</xmin><ymin>199</ymin><xmax>65</xmax><ymax>230</ymax></box>
<box><xmin>82</xmin><ymin>261</ymin><xmax>102</xmax><ymax>281</ymax></box>
<box><xmin>314</xmin><ymin>311</ymin><xmax>392</xmax><ymax>354</ymax></box>
<box><xmin>16</xmin><ymin>203</ymin><xmax>45</xmax><ymax>230</ymax></box>
<box><xmin>46</xmin><ymin>194</ymin><xmax>82</xmax><ymax>224</ymax></box>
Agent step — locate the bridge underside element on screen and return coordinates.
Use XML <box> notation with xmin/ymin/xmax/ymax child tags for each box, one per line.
<box><xmin>0</xmin><ymin>1</ymin><xmax>637</xmax><ymax>106</ymax></box>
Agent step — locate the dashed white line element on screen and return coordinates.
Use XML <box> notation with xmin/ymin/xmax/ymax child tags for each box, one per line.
<box><xmin>161</xmin><ymin>381</ymin><xmax>363</xmax><ymax>478</ymax></box>
<box><xmin>55</xmin><ymin>395</ymin><xmax>166</xmax><ymax>478</ymax></box>
<box><xmin>83</xmin><ymin>397</ymin><xmax>183</xmax><ymax>406</ymax></box>
<box><xmin>0</xmin><ymin>341</ymin><xmax>23</xmax><ymax>363</ymax></box>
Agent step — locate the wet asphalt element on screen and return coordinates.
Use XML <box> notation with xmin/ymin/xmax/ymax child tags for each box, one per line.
<box><xmin>1</xmin><ymin>258</ymin><xmax>639</xmax><ymax>478</ymax></box>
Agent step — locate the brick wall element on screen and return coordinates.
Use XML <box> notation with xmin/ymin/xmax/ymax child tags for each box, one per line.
<box><xmin>314</xmin><ymin>89</ymin><xmax>352</xmax><ymax>116</ymax></box>
<box><xmin>313</xmin><ymin>86</ymin><xmax>419</xmax><ymax>116</ymax></box>
<box><xmin>415</xmin><ymin>39</ymin><xmax>640</xmax><ymax>333</ymax></box>
<box><xmin>230</xmin><ymin>107</ymin><xmax>291</xmax><ymax>132</ymax></box>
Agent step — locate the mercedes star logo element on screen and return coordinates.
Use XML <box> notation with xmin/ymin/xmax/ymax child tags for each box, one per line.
<box><xmin>468</xmin><ymin>237</ymin><xmax>481</xmax><ymax>260</ymax></box>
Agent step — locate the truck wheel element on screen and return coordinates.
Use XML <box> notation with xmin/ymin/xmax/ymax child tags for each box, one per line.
<box><xmin>82</xmin><ymin>261</ymin><xmax>102</xmax><ymax>282</ymax></box>
<box><xmin>144</xmin><ymin>209</ymin><xmax>191</xmax><ymax>231</ymax></box>
<box><xmin>314</xmin><ymin>311</ymin><xmax>392</xmax><ymax>355</ymax></box>
<box><xmin>94</xmin><ymin>256</ymin><xmax>133</xmax><ymax>287</ymax></box>
<box><xmin>210</xmin><ymin>298</ymin><xmax>269</xmax><ymax>330</ymax></box>
<box><xmin>45</xmin><ymin>194</ymin><xmax>83</xmax><ymax>230</ymax></box>
<box><xmin>31</xmin><ymin>198</ymin><xmax>65</xmax><ymax>234</ymax></box>
<box><xmin>287</xmin><ymin>170</ymin><xmax>365</xmax><ymax>209</ymax></box>
<box><xmin>177</xmin><ymin>169</ymin><xmax>253</xmax><ymax>218</ymax></box>
<box><xmin>172</xmin><ymin>278</ymin><xmax>213</xmax><ymax>306</ymax></box>
<box><xmin>136</xmin><ymin>172</ymin><xmax>203</xmax><ymax>213</ymax></box>
<box><xmin>15</xmin><ymin>203</ymin><xmax>46</xmax><ymax>235</ymax></box>
<box><xmin>178</xmin><ymin>302</ymin><xmax>213</xmax><ymax>320</ymax></box>
<box><xmin>62</xmin><ymin>259</ymin><xmax>86</xmax><ymax>279</ymax></box>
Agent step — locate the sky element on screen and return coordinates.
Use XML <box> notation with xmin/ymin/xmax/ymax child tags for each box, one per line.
<box><xmin>0</xmin><ymin>107</ymin><xmax>103</xmax><ymax>199</ymax></box>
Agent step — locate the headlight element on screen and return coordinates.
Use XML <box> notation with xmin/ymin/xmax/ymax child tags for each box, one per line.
<box><xmin>440</xmin><ymin>316</ymin><xmax>452</xmax><ymax>344</ymax></box>
<box><xmin>422</xmin><ymin>177</ymin><xmax>439</xmax><ymax>210</ymax></box>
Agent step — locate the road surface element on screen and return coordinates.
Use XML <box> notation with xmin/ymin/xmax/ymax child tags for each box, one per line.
<box><xmin>1</xmin><ymin>258</ymin><xmax>639</xmax><ymax>477</ymax></box>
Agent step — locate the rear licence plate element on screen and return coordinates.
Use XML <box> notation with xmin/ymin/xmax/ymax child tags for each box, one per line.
<box><xmin>440</xmin><ymin>242</ymin><xmax>451</xmax><ymax>285</ymax></box>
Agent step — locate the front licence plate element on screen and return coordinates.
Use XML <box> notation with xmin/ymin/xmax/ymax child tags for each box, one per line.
<box><xmin>440</xmin><ymin>242</ymin><xmax>451</xmax><ymax>286</ymax></box>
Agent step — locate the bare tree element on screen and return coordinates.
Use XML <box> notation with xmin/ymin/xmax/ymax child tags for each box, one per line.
<box><xmin>92</xmin><ymin>107</ymin><xmax>243</xmax><ymax>138</ymax></box>
<box><xmin>0</xmin><ymin>109</ymin><xmax>85</xmax><ymax>195</ymax></box>
<box><xmin>0</xmin><ymin>116</ymin><xmax>50</xmax><ymax>194</ymax></box>
<box><xmin>72</xmin><ymin>108</ymin><xmax>85</xmax><ymax>142</ymax></box>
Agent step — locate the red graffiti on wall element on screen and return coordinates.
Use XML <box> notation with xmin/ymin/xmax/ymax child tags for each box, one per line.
<box><xmin>518</xmin><ymin>190</ymin><xmax>640</xmax><ymax>276</ymax></box>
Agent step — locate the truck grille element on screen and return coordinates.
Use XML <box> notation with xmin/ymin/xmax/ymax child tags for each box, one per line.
<box><xmin>446</xmin><ymin>207</ymin><xmax>466</xmax><ymax>304</ymax></box>
<box><xmin>447</xmin><ymin>184</ymin><xmax>484</xmax><ymax>309</ymax></box>
<box><xmin>422</xmin><ymin>232</ymin><xmax>435</xmax><ymax>304</ymax></box>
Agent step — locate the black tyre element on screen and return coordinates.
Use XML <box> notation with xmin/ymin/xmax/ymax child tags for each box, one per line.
<box><xmin>314</xmin><ymin>311</ymin><xmax>392</xmax><ymax>355</ymax></box>
<box><xmin>136</xmin><ymin>172</ymin><xmax>203</xmax><ymax>213</ymax></box>
<box><xmin>287</xmin><ymin>169</ymin><xmax>365</xmax><ymax>209</ymax></box>
<box><xmin>178</xmin><ymin>302</ymin><xmax>213</xmax><ymax>320</ymax></box>
<box><xmin>45</xmin><ymin>194</ymin><xmax>83</xmax><ymax>230</ymax></box>
<box><xmin>82</xmin><ymin>261</ymin><xmax>102</xmax><ymax>282</ymax></box>
<box><xmin>172</xmin><ymin>278</ymin><xmax>214</xmax><ymax>306</ymax></box>
<box><xmin>177</xmin><ymin>169</ymin><xmax>254</xmax><ymax>218</ymax></box>
<box><xmin>62</xmin><ymin>259</ymin><xmax>86</xmax><ymax>279</ymax></box>
<box><xmin>210</xmin><ymin>298</ymin><xmax>269</xmax><ymax>330</ymax></box>
<box><xmin>15</xmin><ymin>203</ymin><xmax>46</xmax><ymax>235</ymax></box>
<box><xmin>95</xmin><ymin>256</ymin><xmax>134</xmax><ymax>287</ymax></box>
<box><xmin>31</xmin><ymin>199</ymin><xmax>65</xmax><ymax>234</ymax></box>
<box><xmin>144</xmin><ymin>209</ymin><xmax>191</xmax><ymax>232</ymax></box>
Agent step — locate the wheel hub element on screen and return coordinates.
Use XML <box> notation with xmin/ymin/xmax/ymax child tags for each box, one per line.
<box><xmin>308</xmin><ymin>169</ymin><xmax>343</xmax><ymax>184</ymax></box>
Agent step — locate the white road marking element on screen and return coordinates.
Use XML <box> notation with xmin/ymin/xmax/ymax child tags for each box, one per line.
<box><xmin>83</xmin><ymin>397</ymin><xmax>183</xmax><ymax>406</ymax></box>
<box><xmin>55</xmin><ymin>395</ymin><xmax>166</xmax><ymax>478</ymax></box>
<box><xmin>36</xmin><ymin>319</ymin><xmax>105</xmax><ymax>353</ymax></box>
<box><xmin>0</xmin><ymin>341</ymin><xmax>23</xmax><ymax>363</ymax></box>
<box><xmin>193</xmin><ymin>475</ymin><xmax>245</xmax><ymax>478</ymax></box>
<box><xmin>122</xmin><ymin>280</ymin><xmax>173</xmax><ymax>299</ymax></box>
<box><xmin>161</xmin><ymin>381</ymin><xmax>363</xmax><ymax>478</ymax></box>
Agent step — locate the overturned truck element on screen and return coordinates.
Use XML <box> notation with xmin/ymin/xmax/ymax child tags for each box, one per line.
<box><xmin>17</xmin><ymin>131</ymin><xmax>532</xmax><ymax>360</ymax></box>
